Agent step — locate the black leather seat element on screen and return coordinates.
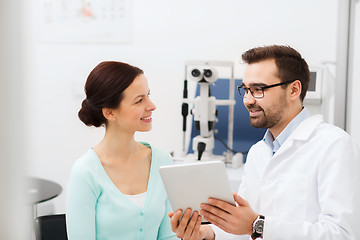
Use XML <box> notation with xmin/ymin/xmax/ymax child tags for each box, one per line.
<box><xmin>34</xmin><ymin>214</ymin><xmax>68</xmax><ymax>240</ymax></box>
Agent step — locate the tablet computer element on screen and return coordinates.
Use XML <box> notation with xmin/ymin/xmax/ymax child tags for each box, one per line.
<box><xmin>159</xmin><ymin>161</ymin><xmax>235</xmax><ymax>224</ymax></box>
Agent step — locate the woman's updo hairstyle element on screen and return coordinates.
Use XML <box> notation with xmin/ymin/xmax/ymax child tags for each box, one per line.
<box><xmin>78</xmin><ymin>61</ymin><xmax>143</xmax><ymax>127</ymax></box>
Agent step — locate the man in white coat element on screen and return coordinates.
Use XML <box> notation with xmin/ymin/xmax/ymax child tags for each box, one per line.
<box><xmin>169</xmin><ymin>45</ymin><xmax>360</xmax><ymax>240</ymax></box>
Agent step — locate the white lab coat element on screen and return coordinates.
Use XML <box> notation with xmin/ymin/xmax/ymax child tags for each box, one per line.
<box><xmin>213</xmin><ymin>114</ymin><xmax>360</xmax><ymax>239</ymax></box>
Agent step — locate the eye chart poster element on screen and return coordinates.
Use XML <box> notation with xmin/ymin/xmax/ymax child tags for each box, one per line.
<box><xmin>36</xmin><ymin>0</ymin><xmax>132</xmax><ymax>43</ymax></box>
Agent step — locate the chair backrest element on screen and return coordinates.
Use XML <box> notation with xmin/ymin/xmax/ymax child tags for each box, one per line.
<box><xmin>34</xmin><ymin>214</ymin><xmax>68</xmax><ymax>240</ymax></box>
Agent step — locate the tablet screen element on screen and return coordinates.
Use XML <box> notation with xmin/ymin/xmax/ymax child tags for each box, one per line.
<box><xmin>159</xmin><ymin>161</ymin><xmax>235</xmax><ymax>223</ymax></box>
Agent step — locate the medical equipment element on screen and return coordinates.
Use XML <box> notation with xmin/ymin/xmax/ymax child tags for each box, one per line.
<box><xmin>304</xmin><ymin>65</ymin><xmax>336</xmax><ymax>124</ymax></box>
<box><xmin>304</xmin><ymin>66</ymin><xmax>323</xmax><ymax>104</ymax></box>
<box><xmin>181</xmin><ymin>61</ymin><xmax>238</xmax><ymax>164</ymax></box>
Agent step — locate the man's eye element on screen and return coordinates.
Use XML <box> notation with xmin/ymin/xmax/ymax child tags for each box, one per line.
<box><xmin>254</xmin><ymin>88</ymin><xmax>263</xmax><ymax>92</ymax></box>
<box><xmin>136</xmin><ymin>99</ymin><xmax>143</xmax><ymax>104</ymax></box>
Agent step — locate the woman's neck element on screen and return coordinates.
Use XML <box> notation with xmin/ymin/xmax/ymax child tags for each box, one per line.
<box><xmin>94</xmin><ymin>129</ymin><xmax>141</xmax><ymax>165</ymax></box>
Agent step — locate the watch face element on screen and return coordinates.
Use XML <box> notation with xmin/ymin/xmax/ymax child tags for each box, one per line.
<box><xmin>254</xmin><ymin>219</ymin><xmax>264</xmax><ymax>234</ymax></box>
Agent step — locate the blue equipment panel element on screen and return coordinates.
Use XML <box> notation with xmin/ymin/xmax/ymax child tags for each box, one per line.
<box><xmin>187</xmin><ymin>79</ymin><xmax>265</xmax><ymax>162</ymax></box>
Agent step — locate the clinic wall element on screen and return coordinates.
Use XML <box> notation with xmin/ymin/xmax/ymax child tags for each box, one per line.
<box><xmin>24</xmin><ymin>0</ymin><xmax>340</xmax><ymax>214</ymax></box>
<box><xmin>0</xmin><ymin>0</ymin><xmax>30</xmax><ymax>238</ymax></box>
<box><xmin>347</xmin><ymin>1</ymin><xmax>360</xmax><ymax>147</ymax></box>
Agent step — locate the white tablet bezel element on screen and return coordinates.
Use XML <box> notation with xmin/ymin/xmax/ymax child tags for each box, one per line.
<box><xmin>159</xmin><ymin>161</ymin><xmax>235</xmax><ymax>223</ymax></box>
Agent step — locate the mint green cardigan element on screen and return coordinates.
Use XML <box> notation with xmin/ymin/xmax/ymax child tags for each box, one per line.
<box><xmin>66</xmin><ymin>143</ymin><xmax>177</xmax><ymax>240</ymax></box>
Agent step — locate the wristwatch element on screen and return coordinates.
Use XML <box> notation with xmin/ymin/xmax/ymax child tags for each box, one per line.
<box><xmin>251</xmin><ymin>215</ymin><xmax>265</xmax><ymax>239</ymax></box>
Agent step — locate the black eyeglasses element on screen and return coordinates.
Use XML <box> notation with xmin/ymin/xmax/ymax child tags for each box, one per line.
<box><xmin>237</xmin><ymin>79</ymin><xmax>297</xmax><ymax>99</ymax></box>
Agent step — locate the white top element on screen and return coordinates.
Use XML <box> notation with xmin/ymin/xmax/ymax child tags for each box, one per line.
<box><xmin>213</xmin><ymin>114</ymin><xmax>360</xmax><ymax>239</ymax></box>
<box><xmin>124</xmin><ymin>192</ymin><xmax>147</xmax><ymax>209</ymax></box>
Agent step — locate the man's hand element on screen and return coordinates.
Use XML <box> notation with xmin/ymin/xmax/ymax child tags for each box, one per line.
<box><xmin>168</xmin><ymin>208</ymin><xmax>215</xmax><ymax>240</ymax></box>
<box><xmin>200</xmin><ymin>193</ymin><xmax>258</xmax><ymax>235</ymax></box>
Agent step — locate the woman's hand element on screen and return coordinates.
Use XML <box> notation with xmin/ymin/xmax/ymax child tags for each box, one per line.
<box><xmin>168</xmin><ymin>209</ymin><xmax>215</xmax><ymax>240</ymax></box>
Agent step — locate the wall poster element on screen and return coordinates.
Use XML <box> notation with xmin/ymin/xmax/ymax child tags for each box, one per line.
<box><xmin>37</xmin><ymin>0</ymin><xmax>132</xmax><ymax>43</ymax></box>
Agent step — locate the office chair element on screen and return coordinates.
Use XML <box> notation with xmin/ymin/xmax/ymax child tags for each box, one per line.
<box><xmin>34</xmin><ymin>214</ymin><xmax>68</xmax><ymax>240</ymax></box>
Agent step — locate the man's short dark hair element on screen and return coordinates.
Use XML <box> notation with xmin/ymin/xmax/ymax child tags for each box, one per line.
<box><xmin>242</xmin><ymin>45</ymin><xmax>310</xmax><ymax>101</ymax></box>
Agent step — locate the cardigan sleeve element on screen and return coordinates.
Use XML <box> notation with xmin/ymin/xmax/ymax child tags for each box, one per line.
<box><xmin>157</xmin><ymin>198</ymin><xmax>178</xmax><ymax>240</ymax></box>
<box><xmin>153</xmin><ymin>147</ymin><xmax>178</xmax><ymax>239</ymax></box>
<box><xmin>66</xmin><ymin>159</ymin><xmax>99</xmax><ymax>240</ymax></box>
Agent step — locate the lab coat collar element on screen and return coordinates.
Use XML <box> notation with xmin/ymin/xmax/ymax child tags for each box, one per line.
<box><xmin>258</xmin><ymin>114</ymin><xmax>324</xmax><ymax>171</ymax></box>
<box><xmin>288</xmin><ymin>114</ymin><xmax>324</xmax><ymax>141</ymax></box>
<box><xmin>263</xmin><ymin>107</ymin><xmax>311</xmax><ymax>153</ymax></box>
<box><xmin>258</xmin><ymin>114</ymin><xmax>324</xmax><ymax>157</ymax></box>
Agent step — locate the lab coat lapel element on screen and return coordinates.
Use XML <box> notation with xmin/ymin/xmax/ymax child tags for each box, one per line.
<box><xmin>272</xmin><ymin>114</ymin><xmax>324</xmax><ymax>159</ymax></box>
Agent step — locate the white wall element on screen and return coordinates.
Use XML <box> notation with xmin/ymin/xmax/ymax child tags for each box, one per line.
<box><xmin>347</xmin><ymin>0</ymin><xmax>360</xmax><ymax>147</ymax></box>
<box><xmin>25</xmin><ymin>0</ymin><xmax>340</xmax><ymax>214</ymax></box>
<box><xmin>0</xmin><ymin>1</ymin><xmax>30</xmax><ymax>238</ymax></box>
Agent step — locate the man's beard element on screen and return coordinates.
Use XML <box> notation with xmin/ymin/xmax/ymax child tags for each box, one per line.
<box><xmin>247</xmin><ymin>102</ymin><xmax>286</xmax><ymax>129</ymax></box>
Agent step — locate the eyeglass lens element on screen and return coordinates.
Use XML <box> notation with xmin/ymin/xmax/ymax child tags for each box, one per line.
<box><xmin>238</xmin><ymin>86</ymin><xmax>263</xmax><ymax>99</ymax></box>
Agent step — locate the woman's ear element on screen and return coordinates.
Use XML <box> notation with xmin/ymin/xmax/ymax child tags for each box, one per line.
<box><xmin>290</xmin><ymin>80</ymin><xmax>302</xmax><ymax>100</ymax></box>
<box><xmin>102</xmin><ymin>107</ymin><xmax>115</xmax><ymax>121</ymax></box>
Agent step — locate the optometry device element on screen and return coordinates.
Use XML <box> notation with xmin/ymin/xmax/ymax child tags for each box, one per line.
<box><xmin>180</xmin><ymin>61</ymin><xmax>238</xmax><ymax>165</ymax></box>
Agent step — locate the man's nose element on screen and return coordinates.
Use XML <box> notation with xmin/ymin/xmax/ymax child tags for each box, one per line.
<box><xmin>243</xmin><ymin>93</ymin><xmax>256</xmax><ymax>107</ymax></box>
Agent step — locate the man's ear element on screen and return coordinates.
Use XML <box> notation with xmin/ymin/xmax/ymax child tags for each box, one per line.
<box><xmin>102</xmin><ymin>107</ymin><xmax>116</xmax><ymax>121</ymax></box>
<box><xmin>289</xmin><ymin>80</ymin><xmax>302</xmax><ymax>100</ymax></box>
